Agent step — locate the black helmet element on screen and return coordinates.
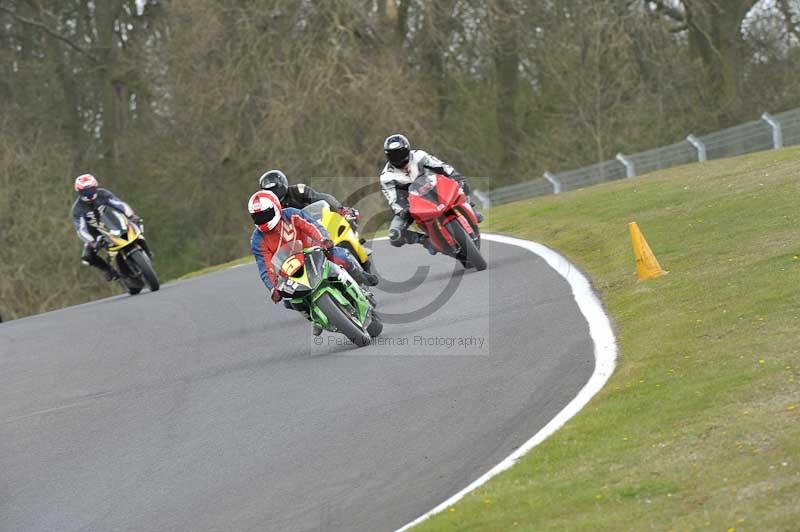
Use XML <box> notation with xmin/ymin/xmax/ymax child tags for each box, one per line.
<box><xmin>384</xmin><ymin>134</ymin><xmax>411</xmax><ymax>168</ymax></box>
<box><xmin>258</xmin><ymin>169</ymin><xmax>289</xmax><ymax>201</ymax></box>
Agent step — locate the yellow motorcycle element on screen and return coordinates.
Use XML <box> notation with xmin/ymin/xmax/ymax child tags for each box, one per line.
<box><xmin>302</xmin><ymin>200</ymin><xmax>373</xmax><ymax>272</ymax></box>
<box><xmin>94</xmin><ymin>206</ymin><xmax>159</xmax><ymax>295</ymax></box>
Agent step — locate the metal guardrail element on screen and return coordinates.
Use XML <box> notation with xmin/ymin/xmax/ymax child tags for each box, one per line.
<box><xmin>480</xmin><ymin>107</ymin><xmax>800</xmax><ymax>207</ymax></box>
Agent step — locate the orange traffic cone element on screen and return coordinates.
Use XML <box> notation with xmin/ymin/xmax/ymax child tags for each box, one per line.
<box><xmin>628</xmin><ymin>222</ymin><xmax>667</xmax><ymax>280</ymax></box>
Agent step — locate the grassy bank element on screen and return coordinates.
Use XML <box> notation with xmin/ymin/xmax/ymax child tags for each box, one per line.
<box><xmin>414</xmin><ymin>147</ymin><xmax>800</xmax><ymax>530</ymax></box>
<box><xmin>175</xmin><ymin>256</ymin><xmax>254</xmax><ymax>281</ymax></box>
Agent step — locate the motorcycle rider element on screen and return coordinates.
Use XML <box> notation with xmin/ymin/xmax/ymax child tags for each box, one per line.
<box><xmin>258</xmin><ymin>170</ymin><xmax>361</xmax><ymax>231</ymax></box>
<box><xmin>249</xmin><ymin>190</ymin><xmax>377</xmax><ymax>335</ymax></box>
<box><xmin>379</xmin><ymin>133</ymin><xmax>483</xmax><ymax>252</ymax></box>
<box><xmin>71</xmin><ymin>174</ymin><xmax>142</xmax><ymax>281</ymax></box>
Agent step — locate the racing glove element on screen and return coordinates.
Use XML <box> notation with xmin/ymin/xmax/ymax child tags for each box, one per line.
<box><xmin>271</xmin><ymin>288</ymin><xmax>282</xmax><ymax>304</ymax></box>
<box><xmin>320</xmin><ymin>239</ymin><xmax>337</xmax><ymax>261</ymax></box>
<box><xmin>338</xmin><ymin>207</ymin><xmax>360</xmax><ymax>222</ymax></box>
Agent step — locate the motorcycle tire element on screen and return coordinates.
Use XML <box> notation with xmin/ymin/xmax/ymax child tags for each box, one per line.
<box><xmin>114</xmin><ymin>268</ymin><xmax>144</xmax><ymax>295</ymax></box>
<box><xmin>316</xmin><ymin>293</ymin><xmax>371</xmax><ymax>347</ymax></box>
<box><xmin>129</xmin><ymin>249</ymin><xmax>160</xmax><ymax>291</ymax></box>
<box><xmin>366</xmin><ymin>311</ymin><xmax>383</xmax><ymax>338</ymax></box>
<box><xmin>446</xmin><ymin>220</ymin><xmax>487</xmax><ymax>271</ymax></box>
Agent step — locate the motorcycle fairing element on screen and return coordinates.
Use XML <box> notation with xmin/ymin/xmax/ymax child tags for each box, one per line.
<box><xmin>409</xmin><ymin>174</ymin><xmax>479</xmax><ymax>254</ymax></box>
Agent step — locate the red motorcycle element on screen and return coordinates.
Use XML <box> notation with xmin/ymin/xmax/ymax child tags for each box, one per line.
<box><xmin>407</xmin><ymin>172</ymin><xmax>487</xmax><ymax>271</ymax></box>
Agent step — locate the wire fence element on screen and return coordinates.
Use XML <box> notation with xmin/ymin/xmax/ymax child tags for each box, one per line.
<box><xmin>481</xmin><ymin>107</ymin><xmax>800</xmax><ymax>206</ymax></box>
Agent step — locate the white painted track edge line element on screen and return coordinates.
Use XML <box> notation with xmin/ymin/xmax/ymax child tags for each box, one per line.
<box><xmin>395</xmin><ymin>232</ymin><xmax>618</xmax><ymax>531</ymax></box>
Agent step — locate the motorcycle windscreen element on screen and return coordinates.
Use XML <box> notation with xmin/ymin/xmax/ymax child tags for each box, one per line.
<box><xmin>271</xmin><ymin>240</ymin><xmax>305</xmax><ymax>277</ymax></box>
<box><xmin>301</xmin><ymin>200</ymin><xmax>330</xmax><ymax>222</ymax></box>
<box><xmin>432</xmin><ymin>174</ymin><xmax>463</xmax><ymax>209</ymax></box>
<box><xmin>303</xmin><ymin>248</ymin><xmax>327</xmax><ymax>288</ymax></box>
<box><xmin>408</xmin><ymin>173</ymin><xmax>445</xmax><ymax>221</ymax></box>
<box><xmin>408</xmin><ymin>172</ymin><xmax>438</xmax><ymax>196</ymax></box>
<box><xmin>99</xmin><ymin>208</ymin><xmax>127</xmax><ymax>234</ymax></box>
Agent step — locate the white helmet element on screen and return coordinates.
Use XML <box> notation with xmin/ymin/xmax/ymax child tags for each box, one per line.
<box><xmin>248</xmin><ymin>190</ymin><xmax>282</xmax><ymax>232</ymax></box>
<box><xmin>74</xmin><ymin>173</ymin><xmax>99</xmax><ymax>202</ymax></box>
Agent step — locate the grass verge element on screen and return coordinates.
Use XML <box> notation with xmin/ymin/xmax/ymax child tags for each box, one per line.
<box><xmin>175</xmin><ymin>256</ymin><xmax>254</xmax><ymax>281</ymax></box>
<box><xmin>413</xmin><ymin>147</ymin><xmax>800</xmax><ymax>531</ymax></box>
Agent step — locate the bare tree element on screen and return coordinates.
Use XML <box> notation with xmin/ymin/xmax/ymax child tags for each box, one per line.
<box><xmin>648</xmin><ymin>0</ymin><xmax>760</xmax><ymax>118</ymax></box>
<box><xmin>3</xmin><ymin>0</ymin><xmax>800</xmax><ymax>319</ymax></box>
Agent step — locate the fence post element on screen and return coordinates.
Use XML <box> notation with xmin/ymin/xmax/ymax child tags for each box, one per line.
<box><xmin>615</xmin><ymin>153</ymin><xmax>636</xmax><ymax>178</ymax></box>
<box><xmin>686</xmin><ymin>134</ymin><xmax>707</xmax><ymax>162</ymax></box>
<box><xmin>543</xmin><ymin>171</ymin><xmax>562</xmax><ymax>194</ymax></box>
<box><xmin>761</xmin><ymin>113</ymin><xmax>784</xmax><ymax>149</ymax></box>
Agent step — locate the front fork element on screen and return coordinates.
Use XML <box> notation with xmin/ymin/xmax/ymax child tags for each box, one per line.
<box><xmin>310</xmin><ymin>264</ymin><xmax>371</xmax><ymax>327</ymax></box>
<box><xmin>138</xmin><ymin>238</ymin><xmax>153</xmax><ymax>258</ymax></box>
<box><xmin>429</xmin><ymin>210</ymin><xmax>478</xmax><ymax>254</ymax></box>
<box><xmin>114</xmin><ymin>240</ymin><xmax>148</xmax><ymax>276</ymax></box>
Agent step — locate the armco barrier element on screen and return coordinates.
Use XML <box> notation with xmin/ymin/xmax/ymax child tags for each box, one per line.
<box><xmin>481</xmin><ymin>107</ymin><xmax>800</xmax><ymax>206</ymax></box>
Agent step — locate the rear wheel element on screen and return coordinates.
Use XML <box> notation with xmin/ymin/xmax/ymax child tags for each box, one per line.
<box><xmin>120</xmin><ymin>277</ymin><xmax>143</xmax><ymax>295</ymax></box>
<box><xmin>446</xmin><ymin>220</ymin><xmax>487</xmax><ymax>271</ymax></box>
<box><xmin>114</xmin><ymin>263</ymin><xmax>144</xmax><ymax>295</ymax></box>
<box><xmin>128</xmin><ymin>248</ymin><xmax>160</xmax><ymax>291</ymax></box>
<box><xmin>366</xmin><ymin>311</ymin><xmax>383</xmax><ymax>337</ymax></box>
<box><xmin>316</xmin><ymin>293</ymin><xmax>371</xmax><ymax>347</ymax></box>
<box><xmin>128</xmin><ymin>285</ymin><xmax>143</xmax><ymax>295</ymax></box>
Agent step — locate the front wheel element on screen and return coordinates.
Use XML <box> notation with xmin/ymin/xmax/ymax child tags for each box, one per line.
<box><xmin>128</xmin><ymin>248</ymin><xmax>160</xmax><ymax>291</ymax></box>
<box><xmin>315</xmin><ymin>293</ymin><xmax>371</xmax><ymax>347</ymax></box>
<box><xmin>446</xmin><ymin>220</ymin><xmax>487</xmax><ymax>271</ymax></box>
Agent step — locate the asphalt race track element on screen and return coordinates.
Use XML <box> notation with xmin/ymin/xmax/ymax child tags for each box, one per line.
<box><xmin>0</xmin><ymin>237</ymin><xmax>596</xmax><ymax>532</ymax></box>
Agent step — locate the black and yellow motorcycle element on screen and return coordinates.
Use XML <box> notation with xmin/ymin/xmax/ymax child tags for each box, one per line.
<box><xmin>302</xmin><ymin>200</ymin><xmax>373</xmax><ymax>272</ymax></box>
<box><xmin>94</xmin><ymin>206</ymin><xmax>159</xmax><ymax>295</ymax></box>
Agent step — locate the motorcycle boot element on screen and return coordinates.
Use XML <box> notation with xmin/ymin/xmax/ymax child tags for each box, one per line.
<box><xmin>295</xmin><ymin>303</ymin><xmax>330</xmax><ymax>335</ymax></box>
<box><xmin>347</xmin><ymin>263</ymin><xmax>379</xmax><ymax>287</ymax></box>
<box><xmin>467</xmin><ymin>198</ymin><xmax>484</xmax><ymax>223</ymax></box>
<box><xmin>83</xmin><ymin>249</ymin><xmax>118</xmax><ymax>281</ymax></box>
<box><xmin>410</xmin><ymin>233</ymin><xmax>437</xmax><ymax>256</ymax></box>
<box><xmin>301</xmin><ymin>309</ymin><xmax>324</xmax><ymax>336</ymax></box>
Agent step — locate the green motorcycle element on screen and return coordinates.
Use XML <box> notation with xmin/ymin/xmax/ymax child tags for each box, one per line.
<box><xmin>271</xmin><ymin>240</ymin><xmax>382</xmax><ymax>347</ymax></box>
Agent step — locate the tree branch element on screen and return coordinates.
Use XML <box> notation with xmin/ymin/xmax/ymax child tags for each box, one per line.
<box><xmin>776</xmin><ymin>0</ymin><xmax>800</xmax><ymax>41</ymax></box>
<box><xmin>648</xmin><ymin>0</ymin><xmax>686</xmax><ymax>23</ymax></box>
<box><xmin>0</xmin><ymin>5</ymin><xmax>98</xmax><ymax>62</ymax></box>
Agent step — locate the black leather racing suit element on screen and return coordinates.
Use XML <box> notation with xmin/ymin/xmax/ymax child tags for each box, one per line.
<box><xmin>281</xmin><ymin>184</ymin><xmax>344</xmax><ymax>211</ymax></box>
<box><xmin>281</xmin><ymin>183</ymin><xmax>363</xmax><ymax>232</ymax></box>
<box><xmin>71</xmin><ymin>188</ymin><xmax>135</xmax><ymax>276</ymax></box>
